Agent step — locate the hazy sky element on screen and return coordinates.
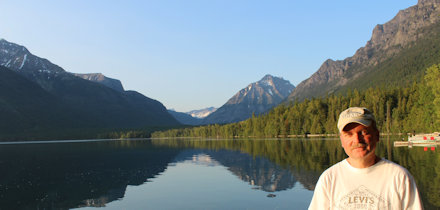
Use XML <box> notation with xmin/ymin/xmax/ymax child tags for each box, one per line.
<box><xmin>1</xmin><ymin>0</ymin><xmax>417</xmax><ymax>112</ymax></box>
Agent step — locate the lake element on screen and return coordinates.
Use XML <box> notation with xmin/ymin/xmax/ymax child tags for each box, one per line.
<box><xmin>0</xmin><ymin>138</ymin><xmax>438</xmax><ymax>210</ymax></box>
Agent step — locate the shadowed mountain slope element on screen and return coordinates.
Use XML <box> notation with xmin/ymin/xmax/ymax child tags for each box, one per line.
<box><xmin>0</xmin><ymin>39</ymin><xmax>180</xmax><ymax>140</ymax></box>
<box><xmin>288</xmin><ymin>0</ymin><xmax>440</xmax><ymax>101</ymax></box>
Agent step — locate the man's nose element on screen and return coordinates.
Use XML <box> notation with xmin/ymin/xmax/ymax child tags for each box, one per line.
<box><xmin>352</xmin><ymin>132</ymin><xmax>365</xmax><ymax>143</ymax></box>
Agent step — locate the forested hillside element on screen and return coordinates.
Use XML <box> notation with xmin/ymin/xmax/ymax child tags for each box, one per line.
<box><xmin>288</xmin><ymin>0</ymin><xmax>440</xmax><ymax>101</ymax></box>
<box><xmin>152</xmin><ymin>64</ymin><xmax>440</xmax><ymax>138</ymax></box>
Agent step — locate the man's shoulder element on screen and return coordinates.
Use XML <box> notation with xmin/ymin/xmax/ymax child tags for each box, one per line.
<box><xmin>320</xmin><ymin>159</ymin><xmax>347</xmax><ymax>176</ymax></box>
<box><xmin>378</xmin><ymin>158</ymin><xmax>406</xmax><ymax>169</ymax></box>
<box><xmin>376</xmin><ymin>158</ymin><xmax>413</xmax><ymax>177</ymax></box>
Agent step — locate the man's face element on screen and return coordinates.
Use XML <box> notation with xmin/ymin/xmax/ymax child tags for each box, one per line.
<box><xmin>340</xmin><ymin>123</ymin><xmax>379</xmax><ymax>160</ymax></box>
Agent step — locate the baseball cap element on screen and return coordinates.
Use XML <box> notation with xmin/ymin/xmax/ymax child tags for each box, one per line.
<box><xmin>337</xmin><ymin>107</ymin><xmax>376</xmax><ymax>133</ymax></box>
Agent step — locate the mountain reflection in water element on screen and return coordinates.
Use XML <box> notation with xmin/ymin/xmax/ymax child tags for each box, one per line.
<box><xmin>172</xmin><ymin>149</ymin><xmax>297</xmax><ymax>192</ymax></box>
<box><xmin>0</xmin><ymin>140</ymin><xmax>181</xmax><ymax>209</ymax></box>
<box><xmin>0</xmin><ymin>139</ymin><xmax>323</xmax><ymax>209</ymax></box>
<box><xmin>0</xmin><ymin>138</ymin><xmax>438</xmax><ymax>209</ymax></box>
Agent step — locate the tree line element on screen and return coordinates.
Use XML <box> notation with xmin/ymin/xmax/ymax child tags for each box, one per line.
<box><xmin>152</xmin><ymin>64</ymin><xmax>440</xmax><ymax>138</ymax></box>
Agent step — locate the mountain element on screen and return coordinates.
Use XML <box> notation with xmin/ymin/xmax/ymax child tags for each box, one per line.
<box><xmin>288</xmin><ymin>0</ymin><xmax>440</xmax><ymax>101</ymax></box>
<box><xmin>168</xmin><ymin>107</ymin><xmax>217</xmax><ymax>126</ymax></box>
<box><xmin>0</xmin><ymin>39</ymin><xmax>180</xmax><ymax>140</ymax></box>
<box><xmin>0</xmin><ymin>66</ymin><xmax>85</xmax><ymax>139</ymax></box>
<box><xmin>74</xmin><ymin>73</ymin><xmax>124</xmax><ymax>92</ymax></box>
<box><xmin>203</xmin><ymin>75</ymin><xmax>295</xmax><ymax>124</ymax></box>
<box><xmin>186</xmin><ymin>107</ymin><xmax>217</xmax><ymax>119</ymax></box>
<box><xmin>168</xmin><ymin>110</ymin><xmax>202</xmax><ymax>125</ymax></box>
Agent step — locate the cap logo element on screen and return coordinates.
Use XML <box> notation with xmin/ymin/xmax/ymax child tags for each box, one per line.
<box><xmin>341</xmin><ymin>111</ymin><xmax>364</xmax><ymax>118</ymax></box>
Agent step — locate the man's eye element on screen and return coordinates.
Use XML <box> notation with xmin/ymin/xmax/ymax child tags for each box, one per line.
<box><xmin>361</xmin><ymin>130</ymin><xmax>369</xmax><ymax>135</ymax></box>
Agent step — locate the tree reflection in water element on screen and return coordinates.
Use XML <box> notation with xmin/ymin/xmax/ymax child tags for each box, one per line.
<box><xmin>173</xmin><ymin>149</ymin><xmax>297</xmax><ymax>192</ymax></box>
<box><xmin>0</xmin><ymin>138</ymin><xmax>438</xmax><ymax>209</ymax></box>
<box><xmin>0</xmin><ymin>140</ymin><xmax>181</xmax><ymax>209</ymax></box>
<box><xmin>153</xmin><ymin>138</ymin><xmax>440</xmax><ymax>209</ymax></box>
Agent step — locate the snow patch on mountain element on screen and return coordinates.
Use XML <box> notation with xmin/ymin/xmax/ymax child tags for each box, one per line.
<box><xmin>187</xmin><ymin>107</ymin><xmax>217</xmax><ymax>119</ymax></box>
<box><xmin>19</xmin><ymin>54</ymin><xmax>27</xmax><ymax>69</ymax></box>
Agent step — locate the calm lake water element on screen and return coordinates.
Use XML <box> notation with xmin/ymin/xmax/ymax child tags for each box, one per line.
<box><xmin>0</xmin><ymin>138</ymin><xmax>439</xmax><ymax>210</ymax></box>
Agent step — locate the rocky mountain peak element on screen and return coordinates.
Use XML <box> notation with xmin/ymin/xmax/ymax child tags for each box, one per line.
<box><xmin>418</xmin><ymin>0</ymin><xmax>440</xmax><ymax>5</ymax></box>
<box><xmin>367</xmin><ymin>0</ymin><xmax>440</xmax><ymax>51</ymax></box>
<box><xmin>288</xmin><ymin>0</ymin><xmax>440</xmax><ymax>100</ymax></box>
<box><xmin>0</xmin><ymin>40</ymin><xmax>126</xmax><ymax>93</ymax></box>
<box><xmin>257</xmin><ymin>74</ymin><xmax>279</xmax><ymax>90</ymax></box>
<box><xmin>203</xmin><ymin>75</ymin><xmax>294</xmax><ymax>124</ymax></box>
<box><xmin>0</xmin><ymin>39</ymin><xmax>65</xmax><ymax>75</ymax></box>
<box><xmin>0</xmin><ymin>39</ymin><xmax>29</xmax><ymax>54</ymax></box>
<box><xmin>1</xmin><ymin>39</ymin><xmax>30</xmax><ymax>70</ymax></box>
<box><xmin>227</xmin><ymin>75</ymin><xmax>294</xmax><ymax>105</ymax></box>
<box><xmin>262</xmin><ymin>74</ymin><xmax>274</xmax><ymax>79</ymax></box>
<box><xmin>73</xmin><ymin>73</ymin><xmax>125</xmax><ymax>92</ymax></box>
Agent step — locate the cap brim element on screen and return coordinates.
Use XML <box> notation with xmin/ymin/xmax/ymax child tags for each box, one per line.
<box><xmin>339</xmin><ymin>119</ymin><xmax>372</xmax><ymax>133</ymax></box>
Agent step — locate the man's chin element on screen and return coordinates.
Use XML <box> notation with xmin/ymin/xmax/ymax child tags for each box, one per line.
<box><xmin>351</xmin><ymin>149</ymin><xmax>370</xmax><ymax>158</ymax></box>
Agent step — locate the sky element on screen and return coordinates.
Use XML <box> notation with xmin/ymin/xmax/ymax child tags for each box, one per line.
<box><xmin>0</xmin><ymin>0</ymin><xmax>417</xmax><ymax>112</ymax></box>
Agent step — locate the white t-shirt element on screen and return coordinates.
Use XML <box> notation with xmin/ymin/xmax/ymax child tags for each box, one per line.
<box><xmin>309</xmin><ymin>158</ymin><xmax>423</xmax><ymax>210</ymax></box>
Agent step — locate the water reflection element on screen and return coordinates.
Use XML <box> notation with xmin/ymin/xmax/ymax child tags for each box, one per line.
<box><xmin>0</xmin><ymin>138</ymin><xmax>438</xmax><ymax>209</ymax></box>
<box><xmin>0</xmin><ymin>140</ymin><xmax>181</xmax><ymax>209</ymax></box>
<box><xmin>155</xmin><ymin>137</ymin><xmax>348</xmax><ymax>195</ymax></box>
<box><xmin>209</xmin><ymin>150</ymin><xmax>295</xmax><ymax>192</ymax></box>
<box><xmin>173</xmin><ymin>149</ymin><xmax>297</xmax><ymax>192</ymax></box>
<box><xmin>0</xmin><ymin>139</ymin><xmax>320</xmax><ymax>209</ymax></box>
<box><xmin>390</xmin><ymin>142</ymin><xmax>440</xmax><ymax>210</ymax></box>
<box><xmin>153</xmin><ymin>138</ymin><xmax>440</xmax><ymax>209</ymax></box>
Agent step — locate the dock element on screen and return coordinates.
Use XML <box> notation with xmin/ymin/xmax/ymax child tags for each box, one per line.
<box><xmin>394</xmin><ymin>141</ymin><xmax>440</xmax><ymax>147</ymax></box>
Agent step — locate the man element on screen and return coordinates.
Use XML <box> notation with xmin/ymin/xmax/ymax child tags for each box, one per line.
<box><xmin>309</xmin><ymin>107</ymin><xmax>423</xmax><ymax>210</ymax></box>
